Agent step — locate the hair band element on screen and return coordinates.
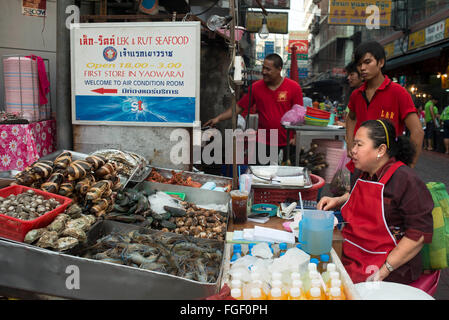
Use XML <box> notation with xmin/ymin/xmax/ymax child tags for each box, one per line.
<box><xmin>376</xmin><ymin>119</ymin><xmax>389</xmax><ymax>149</ymax></box>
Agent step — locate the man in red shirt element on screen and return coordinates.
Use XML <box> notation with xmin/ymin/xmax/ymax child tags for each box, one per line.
<box><xmin>346</xmin><ymin>41</ymin><xmax>424</xmax><ymax>168</ymax></box>
<box><xmin>204</xmin><ymin>53</ymin><xmax>304</xmax><ymax>162</ymax></box>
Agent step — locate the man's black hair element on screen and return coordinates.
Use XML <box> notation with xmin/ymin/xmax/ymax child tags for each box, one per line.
<box><xmin>354</xmin><ymin>41</ymin><xmax>386</xmax><ymax>71</ymax></box>
<box><xmin>265</xmin><ymin>53</ymin><xmax>283</xmax><ymax>69</ymax></box>
<box><xmin>345</xmin><ymin>61</ymin><xmax>359</xmax><ymax>75</ymax></box>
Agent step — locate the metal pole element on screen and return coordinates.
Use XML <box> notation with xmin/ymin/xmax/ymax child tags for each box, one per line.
<box><xmin>230</xmin><ymin>0</ymin><xmax>238</xmax><ymax>190</ymax></box>
<box><xmin>56</xmin><ymin>0</ymin><xmax>74</xmax><ymax>150</ymax></box>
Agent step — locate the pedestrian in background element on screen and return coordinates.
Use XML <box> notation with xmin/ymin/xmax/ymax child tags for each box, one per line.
<box><xmin>441</xmin><ymin>104</ymin><xmax>449</xmax><ymax>154</ymax></box>
<box><xmin>424</xmin><ymin>96</ymin><xmax>439</xmax><ymax>151</ymax></box>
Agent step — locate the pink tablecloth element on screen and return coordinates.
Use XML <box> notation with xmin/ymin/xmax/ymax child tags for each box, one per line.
<box><xmin>0</xmin><ymin>119</ymin><xmax>56</xmax><ymax>171</ymax></box>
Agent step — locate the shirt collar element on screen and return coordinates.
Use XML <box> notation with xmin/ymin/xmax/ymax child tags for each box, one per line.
<box><xmin>361</xmin><ymin>157</ymin><xmax>397</xmax><ymax>182</ymax></box>
<box><xmin>358</xmin><ymin>75</ymin><xmax>392</xmax><ymax>93</ymax></box>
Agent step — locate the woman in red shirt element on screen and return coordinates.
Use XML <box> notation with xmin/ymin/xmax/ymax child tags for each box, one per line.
<box><xmin>318</xmin><ymin>119</ymin><xmax>433</xmax><ymax>284</ymax></box>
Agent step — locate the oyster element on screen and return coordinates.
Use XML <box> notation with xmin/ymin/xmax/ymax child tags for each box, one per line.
<box><xmin>36</xmin><ymin>231</ymin><xmax>59</xmax><ymax>248</ymax></box>
<box><xmin>61</xmin><ymin>227</ymin><xmax>87</xmax><ymax>242</ymax></box>
<box><xmin>24</xmin><ymin>228</ymin><xmax>46</xmax><ymax>244</ymax></box>
<box><xmin>56</xmin><ymin>237</ymin><xmax>79</xmax><ymax>251</ymax></box>
<box><xmin>66</xmin><ymin>217</ymin><xmax>90</xmax><ymax>232</ymax></box>
<box><xmin>65</xmin><ymin>203</ymin><xmax>83</xmax><ymax>219</ymax></box>
<box><xmin>47</xmin><ymin>214</ymin><xmax>70</xmax><ymax>233</ymax></box>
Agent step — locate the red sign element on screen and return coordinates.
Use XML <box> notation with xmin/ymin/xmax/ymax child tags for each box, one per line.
<box><xmin>92</xmin><ymin>88</ymin><xmax>118</xmax><ymax>95</ymax></box>
<box><xmin>288</xmin><ymin>40</ymin><xmax>308</xmax><ymax>54</ymax></box>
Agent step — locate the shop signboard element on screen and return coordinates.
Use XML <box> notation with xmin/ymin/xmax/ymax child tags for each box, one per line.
<box><xmin>408</xmin><ymin>29</ymin><xmax>426</xmax><ymax>51</ymax></box>
<box><xmin>328</xmin><ymin>0</ymin><xmax>392</xmax><ymax>26</ymax></box>
<box><xmin>287</xmin><ymin>68</ymin><xmax>308</xmax><ymax>79</ymax></box>
<box><xmin>287</xmin><ymin>39</ymin><xmax>308</xmax><ymax>60</ymax></box>
<box><xmin>384</xmin><ymin>42</ymin><xmax>395</xmax><ymax>59</ymax></box>
<box><xmin>264</xmin><ymin>41</ymin><xmax>275</xmax><ymax>56</ymax></box>
<box><xmin>22</xmin><ymin>0</ymin><xmax>47</xmax><ymax>17</ymax></box>
<box><xmin>70</xmin><ymin>22</ymin><xmax>200</xmax><ymax>127</ymax></box>
<box><xmin>445</xmin><ymin>17</ymin><xmax>449</xmax><ymax>39</ymax></box>
<box><xmin>249</xmin><ymin>0</ymin><xmax>290</xmax><ymax>9</ymax></box>
<box><xmin>246</xmin><ymin>12</ymin><xmax>289</xmax><ymax>34</ymax></box>
<box><xmin>425</xmin><ymin>20</ymin><xmax>445</xmax><ymax>45</ymax></box>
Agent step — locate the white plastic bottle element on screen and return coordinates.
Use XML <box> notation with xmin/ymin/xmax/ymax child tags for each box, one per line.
<box><xmin>231</xmin><ymin>287</ymin><xmax>243</xmax><ymax>300</ymax></box>
<box><xmin>322</xmin><ymin>263</ymin><xmax>337</xmax><ymax>285</ymax></box>
<box><xmin>308</xmin><ymin>287</ymin><xmax>324</xmax><ymax>300</ymax></box>
<box><xmin>250</xmin><ymin>287</ymin><xmax>265</xmax><ymax>300</ymax></box>
<box><xmin>328</xmin><ymin>287</ymin><xmax>344</xmax><ymax>300</ymax></box>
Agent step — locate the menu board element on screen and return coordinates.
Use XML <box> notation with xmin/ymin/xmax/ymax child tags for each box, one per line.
<box><xmin>70</xmin><ymin>22</ymin><xmax>200</xmax><ymax>127</ymax></box>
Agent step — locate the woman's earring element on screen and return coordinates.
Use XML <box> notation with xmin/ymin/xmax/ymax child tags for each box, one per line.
<box><xmin>377</xmin><ymin>154</ymin><xmax>380</xmax><ymax>160</ymax></box>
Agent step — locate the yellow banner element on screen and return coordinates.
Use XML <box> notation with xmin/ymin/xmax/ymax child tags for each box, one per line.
<box><xmin>408</xmin><ymin>29</ymin><xmax>426</xmax><ymax>50</ymax></box>
<box><xmin>328</xmin><ymin>0</ymin><xmax>392</xmax><ymax>26</ymax></box>
<box><xmin>246</xmin><ymin>12</ymin><xmax>289</xmax><ymax>34</ymax></box>
<box><xmin>384</xmin><ymin>42</ymin><xmax>395</xmax><ymax>59</ymax></box>
<box><xmin>445</xmin><ymin>17</ymin><xmax>449</xmax><ymax>39</ymax></box>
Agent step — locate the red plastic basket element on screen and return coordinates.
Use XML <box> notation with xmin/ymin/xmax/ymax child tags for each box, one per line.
<box><xmin>0</xmin><ymin>185</ymin><xmax>72</xmax><ymax>242</ymax></box>
<box><xmin>253</xmin><ymin>174</ymin><xmax>325</xmax><ymax>204</ymax></box>
<box><xmin>306</xmin><ymin>107</ymin><xmax>331</xmax><ymax>119</ymax></box>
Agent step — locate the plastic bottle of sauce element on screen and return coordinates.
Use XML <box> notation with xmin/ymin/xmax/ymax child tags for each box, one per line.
<box><xmin>319</xmin><ymin>254</ymin><xmax>330</xmax><ymax>273</ymax></box>
<box><xmin>328</xmin><ymin>287</ymin><xmax>344</xmax><ymax>300</ymax></box>
<box><xmin>308</xmin><ymin>279</ymin><xmax>326</xmax><ymax>300</ymax></box>
<box><xmin>250</xmin><ymin>287</ymin><xmax>265</xmax><ymax>300</ymax></box>
<box><xmin>308</xmin><ymin>287</ymin><xmax>323</xmax><ymax>300</ymax></box>
<box><xmin>330</xmin><ymin>279</ymin><xmax>346</xmax><ymax>300</ymax></box>
<box><xmin>271</xmin><ymin>280</ymin><xmax>288</xmax><ymax>299</ymax></box>
<box><xmin>288</xmin><ymin>287</ymin><xmax>307</xmax><ymax>300</ymax></box>
<box><xmin>279</xmin><ymin>242</ymin><xmax>288</xmax><ymax>257</ymax></box>
<box><xmin>231</xmin><ymin>287</ymin><xmax>243</xmax><ymax>300</ymax></box>
<box><xmin>322</xmin><ymin>263</ymin><xmax>337</xmax><ymax>285</ymax></box>
<box><xmin>269</xmin><ymin>287</ymin><xmax>285</xmax><ymax>300</ymax></box>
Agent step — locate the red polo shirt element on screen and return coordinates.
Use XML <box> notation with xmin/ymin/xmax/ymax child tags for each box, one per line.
<box><xmin>238</xmin><ymin>78</ymin><xmax>303</xmax><ymax>146</ymax></box>
<box><xmin>348</xmin><ymin>75</ymin><xmax>417</xmax><ymax>137</ymax></box>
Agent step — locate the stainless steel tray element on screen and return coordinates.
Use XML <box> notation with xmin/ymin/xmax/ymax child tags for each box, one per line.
<box><xmin>143</xmin><ymin>166</ymin><xmax>232</xmax><ymax>189</ymax></box>
<box><xmin>0</xmin><ymin>220</ymin><xmax>225</xmax><ymax>300</ymax></box>
<box><xmin>39</xmin><ymin>149</ymin><xmax>89</xmax><ymax>162</ymax></box>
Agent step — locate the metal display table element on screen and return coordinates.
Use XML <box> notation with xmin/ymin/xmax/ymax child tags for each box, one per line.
<box><xmin>283</xmin><ymin>124</ymin><xmax>346</xmax><ymax>166</ymax></box>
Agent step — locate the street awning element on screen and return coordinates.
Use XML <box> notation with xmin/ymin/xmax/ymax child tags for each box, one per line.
<box><xmin>385</xmin><ymin>41</ymin><xmax>449</xmax><ymax>71</ymax></box>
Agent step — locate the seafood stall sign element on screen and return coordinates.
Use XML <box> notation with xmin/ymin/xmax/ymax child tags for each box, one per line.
<box><xmin>70</xmin><ymin>22</ymin><xmax>200</xmax><ymax>127</ymax></box>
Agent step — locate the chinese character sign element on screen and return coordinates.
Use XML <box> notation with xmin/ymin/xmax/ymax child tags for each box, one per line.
<box><xmin>328</xmin><ymin>0</ymin><xmax>392</xmax><ymax>26</ymax></box>
<box><xmin>70</xmin><ymin>22</ymin><xmax>200</xmax><ymax>126</ymax></box>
